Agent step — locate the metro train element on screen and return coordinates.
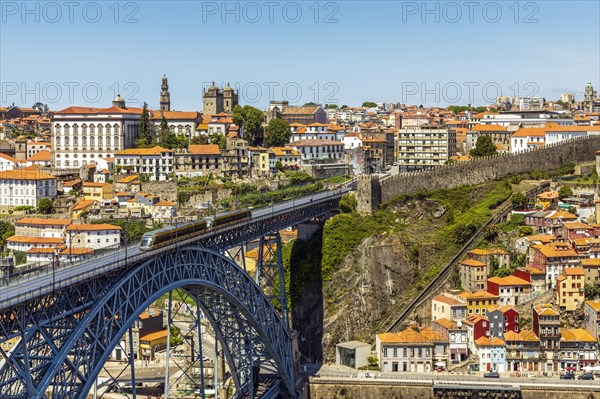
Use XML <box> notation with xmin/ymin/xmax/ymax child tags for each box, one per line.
<box><xmin>139</xmin><ymin>209</ymin><xmax>252</xmax><ymax>251</ymax></box>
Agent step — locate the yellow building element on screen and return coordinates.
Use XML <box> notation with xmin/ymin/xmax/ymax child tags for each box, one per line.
<box><xmin>581</xmin><ymin>258</ymin><xmax>600</xmax><ymax>286</ymax></box>
<box><xmin>460</xmin><ymin>290</ymin><xmax>499</xmax><ymax>316</ymax></box>
<box><xmin>82</xmin><ymin>182</ymin><xmax>113</xmax><ymax>201</ymax></box>
<box><xmin>71</xmin><ymin>199</ymin><xmax>96</xmax><ymax>219</ymax></box>
<box><xmin>556</xmin><ymin>267</ymin><xmax>585</xmax><ymax>312</ymax></box>
<box><xmin>0</xmin><ymin>337</ymin><xmax>20</xmax><ymax>353</ymax></box>
<box><xmin>458</xmin><ymin>258</ymin><xmax>488</xmax><ymax>292</ymax></box>
<box><xmin>139</xmin><ymin>329</ymin><xmax>169</xmax><ymax>357</ymax></box>
<box><xmin>536</xmin><ymin>191</ymin><xmax>559</xmax><ymax>210</ymax></box>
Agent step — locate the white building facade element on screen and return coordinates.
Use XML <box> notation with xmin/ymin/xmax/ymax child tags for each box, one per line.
<box><xmin>0</xmin><ymin>169</ymin><xmax>58</xmax><ymax>211</ymax></box>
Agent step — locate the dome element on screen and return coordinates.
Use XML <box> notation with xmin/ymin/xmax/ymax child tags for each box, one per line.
<box><xmin>113</xmin><ymin>93</ymin><xmax>125</xmax><ymax>102</ymax></box>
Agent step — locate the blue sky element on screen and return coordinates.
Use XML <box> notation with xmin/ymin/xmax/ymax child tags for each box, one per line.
<box><xmin>1</xmin><ymin>0</ymin><xmax>599</xmax><ymax>111</ymax></box>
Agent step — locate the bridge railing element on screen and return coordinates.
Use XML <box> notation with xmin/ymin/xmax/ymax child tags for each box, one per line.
<box><xmin>0</xmin><ymin>189</ymin><xmax>349</xmax><ymax>309</ymax></box>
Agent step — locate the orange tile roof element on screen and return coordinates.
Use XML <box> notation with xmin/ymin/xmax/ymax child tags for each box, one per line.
<box><xmin>154</xmin><ymin>200</ymin><xmax>176</xmax><ymax>207</ymax></box>
<box><xmin>433</xmin><ymin>318</ymin><xmax>459</xmax><ymax>330</ymax></box>
<box><xmin>560</xmin><ymin>328</ymin><xmax>595</xmax><ymax>342</ymax></box>
<box><xmin>512</xmin><ymin>127</ymin><xmax>547</xmax><ymax>138</ymax></box>
<box><xmin>72</xmin><ymin>199</ymin><xmax>95</xmax><ymax>211</ymax></box>
<box><xmin>548</xmin><ymin>211</ymin><xmax>578</xmax><ymax>220</ymax></box>
<box><xmin>377</xmin><ymin>327</ymin><xmax>444</xmax><ymax>344</ymax></box>
<box><xmin>533</xmin><ymin>244</ymin><xmax>578</xmax><ymax>258</ymax></box>
<box><xmin>563</xmin><ymin>221</ymin><xmax>591</xmax><ymax>230</ymax></box>
<box><xmin>432</xmin><ymin>294</ymin><xmax>462</xmax><ymax>306</ymax></box>
<box><xmin>469</xmin><ymin>248</ymin><xmax>508</xmax><ymax>256</ymax></box>
<box><xmin>188</xmin><ymin>144</ymin><xmax>221</xmax><ymax>156</ymax></box>
<box><xmin>66</xmin><ymin>223</ymin><xmax>121</xmax><ymax>232</ymax></box>
<box><xmin>139</xmin><ymin>329</ymin><xmax>169</xmax><ymax>342</ymax></box>
<box><xmin>585</xmin><ymin>300</ymin><xmax>600</xmax><ymax>312</ymax></box>
<box><xmin>524</xmin><ymin>266</ymin><xmax>546</xmax><ymax>275</ymax></box>
<box><xmin>470</xmin><ymin>124</ymin><xmax>508</xmax><ymax>132</ymax></box>
<box><xmin>0</xmin><ymin>153</ymin><xmax>19</xmax><ymax>163</ymax></box>
<box><xmin>459</xmin><ymin>258</ymin><xmax>486</xmax><ymax>267</ymax></box>
<box><xmin>475</xmin><ymin>336</ymin><xmax>505</xmax><ymax>347</ymax></box>
<box><xmin>0</xmin><ymin>169</ymin><xmax>56</xmax><ymax>180</ymax></box>
<box><xmin>60</xmin><ymin>247</ymin><xmax>94</xmax><ymax>255</ymax></box>
<box><xmin>534</xmin><ymin>304</ymin><xmax>559</xmax><ymax>316</ymax></box>
<box><xmin>582</xmin><ymin>258</ymin><xmax>600</xmax><ymax>267</ymax></box>
<box><xmin>537</xmin><ymin>191</ymin><xmax>559</xmax><ymax>200</ymax></box>
<box><xmin>282</xmin><ymin>106</ymin><xmax>321</xmax><ymax>115</ymax></box>
<box><xmin>487</xmin><ymin>276</ymin><xmax>530</xmax><ymax>286</ymax></box>
<box><xmin>54</xmin><ymin>106</ymin><xmax>142</xmax><ymax>115</ymax></box>
<box><xmin>271</xmin><ymin>147</ymin><xmax>300</xmax><ymax>156</ymax></box>
<box><xmin>286</xmin><ymin>139</ymin><xmax>340</xmax><ymax>147</ymax></box>
<box><xmin>116</xmin><ymin>146</ymin><xmax>172</xmax><ymax>156</ymax></box>
<box><xmin>26</xmin><ymin>247</ymin><xmax>60</xmax><ymax>254</ymax></box>
<box><xmin>150</xmin><ymin>110</ymin><xmax>199</xmax><ymax>120</ymax></box>
<box><xmin>524</xmin><ymin>234</ymin><xmax>555</xmax><ymax>243</ymax></box>
<box><xmin>15</xmin><ymin>217</ymin><xmax>71</xmax><ymax>226</ymax></box>
<box><xmin>464</xmin><ymin>291</ymin><xmax>499</xmax><ymax>300</ymax></box>
<box><xmin>27</xmin><ymin>150</ymin><xmax>51</xmax><ymax>162</ymax></box>
<box><xmin>7</xmin><ymin>236</ymin><xmax>64</xmax><ymax>244</ymax></box>
<box><xmin>83</xmin><ymin>182</ymin><xmax>111</xmax><ymax>188</ymax></box>
<box><xmin>563</xmin><ymin>267</ymin><xmax>584</xmax><ymax>275</ymax></box>
<box><xmin>504</xmin><ymin>330</ymin><xmax>539</xmax><ymax>342</ymax></box>
<box><xmin>116</xmin><ymin>174</ymin><xmax>139</xmax><ymax>184</ymax></box>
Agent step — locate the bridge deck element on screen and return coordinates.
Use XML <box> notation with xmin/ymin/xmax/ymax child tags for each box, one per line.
<box><xmin>0</xmin><ymin>189</ymin><xmax>348</xmax><ymax>310</ymax></box>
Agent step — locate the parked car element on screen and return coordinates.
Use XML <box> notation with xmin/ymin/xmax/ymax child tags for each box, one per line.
<box><xmin>560</xmin><ymin>373</ymin><xmax>575</xmax><ymax>379</ymax></box>
<box><xmin>578</xmin><ymin>373</ymin><xmax>594</xmax><ymax>380</ymax></box>
<box><xmin>484</xmin><ymin>371</ymin><xmax>500</xmax><ymax>378</ymax></box>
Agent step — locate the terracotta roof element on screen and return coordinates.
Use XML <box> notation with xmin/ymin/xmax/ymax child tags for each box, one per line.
<box><xmin>377</xmin><ymin>327</ymin><xmax>444</xmax><ymax>344</ymax></box>
<box><xmin>139</xmin><ymin>328</ymin><xmax>167</xmax><ymax>342</ymax></box>
<box><xmin>83</xmin><ymin>182</ymin><xmax>111</xmax><ymax>188</ymax></box>
<box><xmin>469</xmin><ymin>248</ymin><xmax>508</xmax><ymax>256</ymax></box>
<box><xmin>537</xmin><ymin>191</ymin><xmax>559</xmax><ymax>200</ymax></box>
<box><xmin>470</xmin><ymin>124</ymin><xmax>508</xmax><ymax>132</ymax></box>
<box><xmin>188</xmin><ymin>144</ymin><xmax>221</xmax><ymax>156</ymax></box>
<box><xmin>563</xmin><ymin>267</ymin><xmax>584</xmax><ymax>276</ymax></box>
<box><xmin>7</xmin><ymin>236</ymin><xmax>64</xmax><ymax>244</ymax></box>
<box><xmin>116</xmin><ymin>174</ymin><xmax>139</xmax><ymax>184</ymax></box>
<box><xmin>504</xmin><ymin>330</ymin><xmax>539</xmax><ymax>342</ymax></box>
<box><xmin>585</xmin><ymin>300</ymin><xmax>600</xmax><ymax>312</ymax></box>
<box><xmin>433</xmin><ymin>318</ymin><xmax>458</xmax><ymax>330</ymax></box>
<box><xmin>525</xmin><ymin>234</ymin><xmax>555</xmax><ymax>243</ymax></box>
<box><xmin>547</xmin><ymin>211</ymin><xmax>578</xmax><ymax>220</ymax></box>
<box><xmin>459</xmin><ymin>258</ymin><xmax>486</xmax><ymax>267</ymax></box>
<box><xmin>27</xmin><ymin>150</ymin><xmax>51</xmax><ymax>162</ymax></box>
<box><xmin>533</xmin><ymin>244</ymin><xmax>578</xmax><ymax>258</ymax></box>
<box><xmin>154</xmin><ymin>200</ymin><xmax>176</xmax><ymax>207</ymax></box>
<box><xmin>54</xmin><ymin>106</ymin><xmax>142</xmax><ymax>115</ymax></box>
<box><xmin>534</xmin><ymin>304</ymin><xmax>559</xmax><ymax>316</ymax></box>
<box><xmin>582</xmin><ymin>258</ymin><xmax>600</xmax><ymax>267</ymax></box>
<box><xmin>15</xmin><ymin>217</ymin><xmax>71</xmax><ymax>226</ymax></box>
<box><xmin>72</xmin><ymin>199</ymin><xmax>95</xmax><ymax>211</ymax></box>
<box><xmin>271</xmin><ymin>147</ymin><xmax>300</xmax><ymax>156</ymax></box>
<box><xmin>116</xmin><ymin>146</ymin><xmax>172</xmax><ymax>156</ymax></box>
<box><xmin>512</xmin><ymin>127</ymin><xmax>547</xmax><ymax>138</ymax></box>
<box><xmin>60</xmin><ymin>247</ymin><xmax>94</xmax><ymax>255</ymax></box>
<box><xmin>464</xmin><ymin>291</ymin><xmax>498</xmax><ymax>300</ymax></box>
<box><xmin>150</xmin><ymin>111</ymin><xmax>199</xmax><ymax>120</ymax></box>
<box><xmin>66</xmin><ymin>223</ymin><xmax>121</xmax><ymax>232</ymax></box>
<box><xmin>432</xmin><ymin>294</ymin><xmax>462</xmax><ymax>306</ymax></box>
<box><xmin>524</xmin><ymin>266</ymin><xmax>545</xmax><ymax>275</ymax></box>
<box><xmin>487</xmin><ymin>276</ymin><xmax>530</xmax><ymax>286</ymax></box>
<box><xmin>0</xmin><ymin>169</ymin><xmax>56</xmax><ymax>180</ymax></box>
<box><xmin>0</xmin><ymin>153</ymin><xmax>19</xmax><ymax>163</ymax></box>
<box><xmin>282</xmin><ymin>106</ymin><xmax>321</xmax><ymax>115</ymax></box>
<box><xmin>475</xmin><ymin>336</ymin><xmax>505</xmax><ymax>347</ymax></box>
<box><xmin>560</xmin><ymin>328</ymin><xmax>595</xmax><ymax>342</ymax></box>
<box><xmin>26</xmin><ymin>247</ymin><xmax>59</xmax><ymax>254</ymax></box>
<box><xmin>563</xmin><ymin>221</ymin><xmax>591</xmax><ymax>230</ymax></box>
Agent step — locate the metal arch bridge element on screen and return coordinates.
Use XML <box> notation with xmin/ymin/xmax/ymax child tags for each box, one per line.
<box><xmin>0</xmin><ymin>188</ymin><xmax>349</xmax><ymax>399</ymax></box>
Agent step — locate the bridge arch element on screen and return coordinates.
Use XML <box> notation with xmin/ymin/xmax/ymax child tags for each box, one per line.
<box><xmin>25</xmin><ymin>247</ymin><xmax>295</xmax><ymax>399</ymax></box>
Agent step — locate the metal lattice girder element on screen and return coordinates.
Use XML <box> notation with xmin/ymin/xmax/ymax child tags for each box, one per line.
<box><xmin>255</xmin><ymin>233</ymin><xmax>288</xmax><ymax>327</ymax></box>
<box><xmin>0</xmin><ymin>248</ymin><xmax>296</xmax><ymax>399</ymax></box>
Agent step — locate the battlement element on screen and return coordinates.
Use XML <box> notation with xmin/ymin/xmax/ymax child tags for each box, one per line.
<box><xmin>358</xmin><ymin>136</ymin><xmax>600</xmax><ymax>213</ymax></box>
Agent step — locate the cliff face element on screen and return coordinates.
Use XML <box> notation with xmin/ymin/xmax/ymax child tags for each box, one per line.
<box><xmin>290</xmin><ymin>181</ymin><xmax>512</xmax><ymax>361</ymax></box>
<box><xmin>320</xmin><ymin>199</ymin><xmax>451</xmax><ymax>359</ymax></box>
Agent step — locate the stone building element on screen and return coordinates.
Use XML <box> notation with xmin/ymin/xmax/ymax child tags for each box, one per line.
<box><xmin>202</xmin><ymin>82</ymin><xmax>238</xmax><ymax>116</ymax></box>
<box><xmin>159</xmin><ymin>75</ymin><xmax>171</xmax><ymax>112</ymax></box>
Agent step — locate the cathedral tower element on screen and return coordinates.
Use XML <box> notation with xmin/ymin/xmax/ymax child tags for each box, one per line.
<box><xmin>160</xmin><ymin>75</ymin><xmax>171</xmax><ymax>112</ymax></box>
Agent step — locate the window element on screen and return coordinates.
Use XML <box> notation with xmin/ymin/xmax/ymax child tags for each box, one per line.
<box><xmin>393</xmin><ymin>348</ymin><xmax>397</xmax><ymax>357</ymax></box>
<box><xmin>383</xmin><ymin>348</ymin><xmax>388</xmax><ymax>357</ymax></box>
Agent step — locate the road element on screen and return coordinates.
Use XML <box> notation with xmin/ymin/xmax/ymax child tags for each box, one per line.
<box><xmin>310</xmin><ymin>365</ymin><xmax>600</xmax><ymax>389</ymax></box>
<box><xmin>0</xmin><ymin>188</ymin><xmax>349</xmax><ymax>309</ymax></box>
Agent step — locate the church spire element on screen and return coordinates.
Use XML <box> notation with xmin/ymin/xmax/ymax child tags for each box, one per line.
<box><xmin>160</xmin><ymin>74</ymin><xmax>171</xmax><ymax>112</ymax></box>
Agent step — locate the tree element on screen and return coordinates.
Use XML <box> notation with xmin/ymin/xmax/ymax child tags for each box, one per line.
<box><xmin>159</xmin><ymin>132</ymin><xmax>180</xmax><ymax>149</ymax></box>
<box><xmin>0</xmin><ymin>220</ymin><xmax>15</xmax><ymax>248</ymax></box>
<box><xmin>558</xmin><ymin>186</ymin><xmax>573</xmax><ymax>199</ymax></box>
<box><xmin>136</xmin><ymin>102</ymin><xmax>153</xmax><ymax>147</ymax></box>
<box><xmin>232</xmin><ymin>105</ymin><xmax>264</xmax><ymax>146</ymax></box>
<box><xmin>275</xmin><ymin>161</ymin><xmax>283</xmax><ymax>171</ymax></box>
<box><xmin>38</xmin><ymin>198</ymin><xmax>54</xmax><ymax>214</ymax></box>
<box><xmin>511</xmin><ymin>192</ymin><xmax>528</xmax><ymax>209</ymax></box>
<box><xmin>325</xmin><ymin>104</ymin><xmax>338</xmax><ymax>109</ymax></box>
<box><xmin>470</xmin><ymin>135</ymin><xmax>497</xmax><ymax>157</ymax></box>
<box><xmin>210</xmin><ymin>134</ymin><xmax>227</xmax><ymax>149</ymax></box>
<box><xmin>158</xmin><ymin>115</ymin><xmax>170</xmax><ymax>138</ymax></box>
<box><xmin>362</xmin><ymin>101</ymin><xmax>377</xmax><ymax>108</ymax></box>
<box><xmin>303</xmin><ymin>102</ymin><xmax>318</xmax><ymax>106</ymax></box>
<box><xmin>265</xmin><ymin>118</ymin><xmax>291</xmax><ymax>147</ymax></box>
<box><xmin>191</xmin><ymin>135</ymin><xmax>209</xmax><ymax>145</ymax></box>
<box><xmin>338</xmin><ymin>194</ymin><xmax>357</xmax><ymax>213</ymax></box>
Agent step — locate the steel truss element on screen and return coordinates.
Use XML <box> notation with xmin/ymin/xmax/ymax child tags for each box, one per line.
<box><xmin>0</xmin><ymin>248</ymin><xmax>296</xmax><ymax>399</ymax></box>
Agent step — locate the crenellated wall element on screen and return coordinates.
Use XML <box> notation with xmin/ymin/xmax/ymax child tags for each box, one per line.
<box><xmin>357</xmin><ymin>136</ymin><xmax>600</xmax><ymax>213</ymax></box>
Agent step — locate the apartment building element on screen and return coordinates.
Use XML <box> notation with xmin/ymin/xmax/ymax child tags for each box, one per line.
<box><xmin>396</xmin><ymin>126</ymin><xmax>456</xmax><ymax>172</ymax></box>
